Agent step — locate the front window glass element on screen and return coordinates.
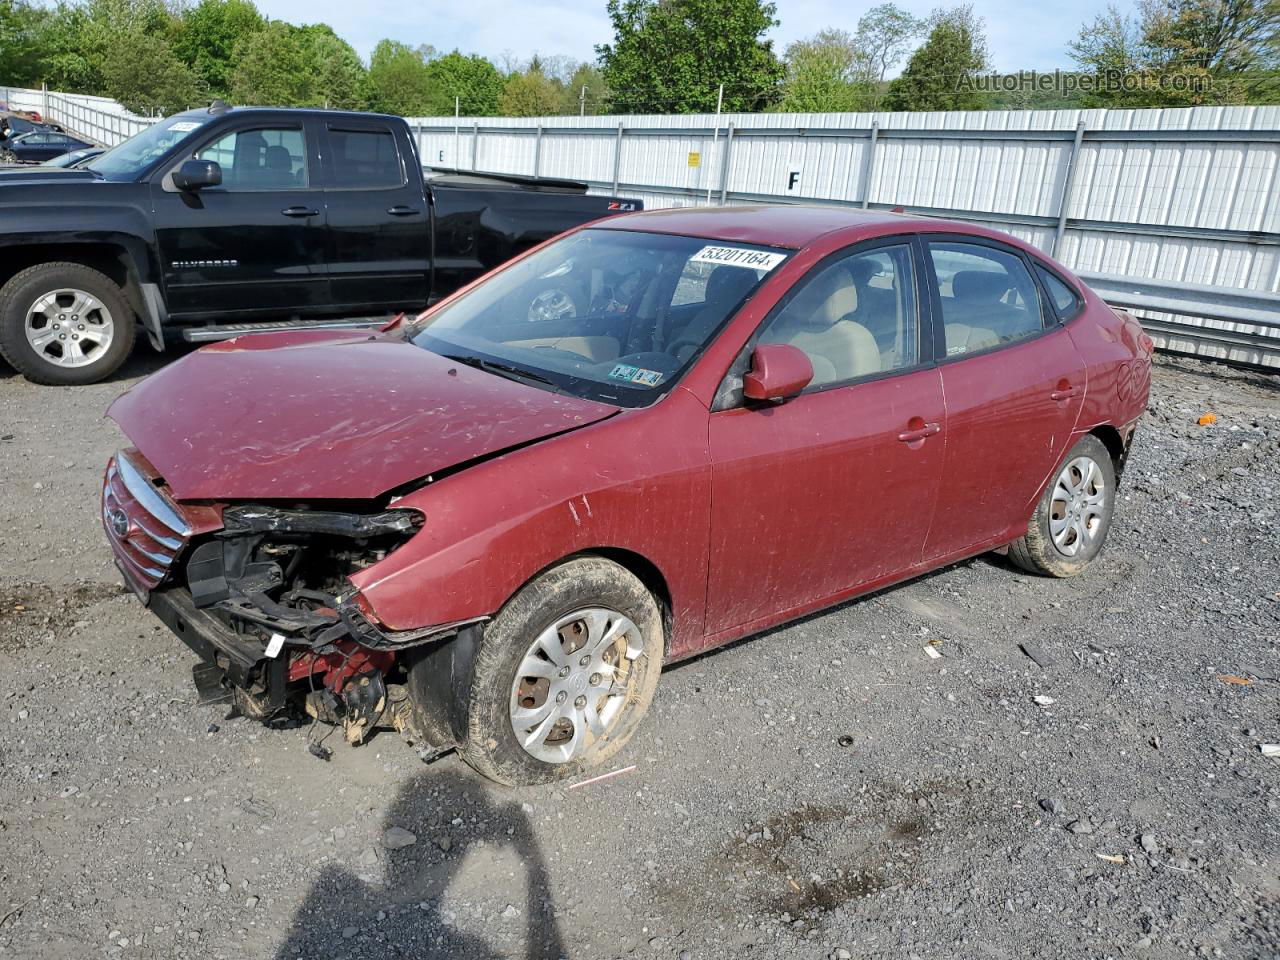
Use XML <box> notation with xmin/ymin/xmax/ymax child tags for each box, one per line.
<box><xmin>411</xmin><ymin>229</ymin><xmax>787</xmax><ymax>406</ymax></box>
<box><xmin>87</xmin><ymin>115</ymin><xmax>208</xmax><ymax>181</ymax></box>
<box><xmin>196</xmin><ymin>128</ymin><xmax>308</xmax><ymax>189</ymax></box>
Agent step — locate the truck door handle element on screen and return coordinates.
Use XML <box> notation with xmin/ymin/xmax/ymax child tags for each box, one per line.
<box><xmin>386</xmin><ymin>205</ymin><xmax>421</xmax><ymax>216</ymax></box>
<box><xmin>281</xmin><ymin>206</ymin><xmax>319</xmax><ymax>218</ymax></box>
<box><xmin>897</xmin><ymin>421</ymin><xmax>941</xmax><ymax>443</ymax></box>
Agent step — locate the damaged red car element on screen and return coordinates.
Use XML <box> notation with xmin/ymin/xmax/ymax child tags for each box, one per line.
<box><xmin>103</xmin><ymin>205</ymin><xmax>1152</xmax><ymax>785</ymax></box>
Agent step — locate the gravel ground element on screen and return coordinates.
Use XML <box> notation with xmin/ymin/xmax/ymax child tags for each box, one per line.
<box><xmin>0</xmin><ymin>349</ymin><xmax>1277</xmax><ymax>960</ymax></box>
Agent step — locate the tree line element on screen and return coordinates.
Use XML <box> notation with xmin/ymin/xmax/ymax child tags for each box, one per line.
<box><xmin>0</xmin><ymin>0</ymin><xmax>1275</xmax><ymax>117</ymax></box>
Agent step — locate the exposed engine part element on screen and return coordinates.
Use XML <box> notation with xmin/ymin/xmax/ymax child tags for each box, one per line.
<box><xmin>342</xmin><ymin>672</ymin><xmax>388</xmax><ymax>745</ymax></box>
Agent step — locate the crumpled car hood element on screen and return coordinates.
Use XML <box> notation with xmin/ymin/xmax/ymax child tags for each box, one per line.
<box><xmin>108</xmin><ymin>330</ymin><xmax>618</xmax><ymax>501</ymax></box>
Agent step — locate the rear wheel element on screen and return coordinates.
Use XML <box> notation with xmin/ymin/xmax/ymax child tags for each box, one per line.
<box><xmin>0</xmin><ymin>262</ymin><xmax>136</xmax><ymax>385</ymax></box>
<box><xmin>1009</xmin><ymin>434</ymin><xmax>1116</xmax><ymax>577</ymax></box>
<box><xmin>460</xmin><ymin>557</ymin><xmax>663</xmax><ymax>785</ymax></box>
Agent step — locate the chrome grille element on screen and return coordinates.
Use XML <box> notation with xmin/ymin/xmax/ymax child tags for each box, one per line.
<box><xmin>102</xmin><ymin>452</ymin><xmax>191</xmax><ymax>590</ymax></box>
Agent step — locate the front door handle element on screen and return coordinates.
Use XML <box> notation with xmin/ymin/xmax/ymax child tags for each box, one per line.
<box><xmin>281</xmin><ymin>206</ymin><xmax>319</xmax><ymax>218</ymax></box>
<box><xmin>897</xmin><ymin>421</ymin><xmax>941</xmax><ymax>444</ymax></box>
<box><xmin>386</xmin><ymin>205</ymin><xmax>421</xmax><ymax>216</ymax></box>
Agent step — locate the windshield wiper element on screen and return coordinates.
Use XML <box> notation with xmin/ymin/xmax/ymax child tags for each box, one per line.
<box><xmin>440</xmin><ymin>353</ymin><xmax>556</xmax><ymax>386</ymax></box>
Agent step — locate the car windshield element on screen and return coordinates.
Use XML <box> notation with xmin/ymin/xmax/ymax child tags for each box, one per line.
<box><xmin>87</xmin><ymin>115</ymin><xmax>208</xmax><ymax>181</ymax></box>
<box><xmin>411</xmin><ymin>228</ymin><xmax>788</xmax><ymax>406</ymax></box>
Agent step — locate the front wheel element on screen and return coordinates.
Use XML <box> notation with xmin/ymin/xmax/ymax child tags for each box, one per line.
<box><xmin>0</xmin><ymin>262</ymin><xmax>136</xmax><ymax>385</ymax></box>
<box><xmin>1008</xmin><ymin>434</ymin><xmax>1117</xmax><ymax>577</ymax></box>
<box><xmin>460</xmin><ymin>557</ymin><xmax>663</xmax><ymax>785</ymax></box>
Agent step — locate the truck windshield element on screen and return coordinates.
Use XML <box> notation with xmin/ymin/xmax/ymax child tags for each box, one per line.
<box><xmin>411</xmin><ymin>228</ymin><xmax>788</xmax><ymax>407</ymax></box>
<box><xmin>86</xmin><ymin>115</ymin><xmax>208</xmax><ymax>181</ymax></box>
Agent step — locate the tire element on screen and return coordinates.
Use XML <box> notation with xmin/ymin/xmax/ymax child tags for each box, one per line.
<box><xmin>459</xmin><ymin>557</ymin><xmax>664</xmax><ymax>786</ymax></box>
<box><xmin>0</xmin><ymin>262</ymin><xmax>136</xmax><ymax>386</ymax></box>
<box><xmin>1008</xmin><ymin>434</ymin><xmax>1117</xmax><ymax>578</ymax></box>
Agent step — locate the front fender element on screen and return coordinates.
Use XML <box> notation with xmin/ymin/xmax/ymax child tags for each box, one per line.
<box><xmin>350</xmin><ymin>388</ymin><xmax>713</xmax><ymax>656</ymax></box>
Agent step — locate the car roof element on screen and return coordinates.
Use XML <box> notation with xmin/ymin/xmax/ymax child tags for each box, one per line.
<box><xmin>174</xmin><ymin>105</ymin><xmax>404</xmax><ymax>124</ymax></box>
<box><xmin>591</xmin><ymin>203</ymin><xmax>1025</xmax><ymax>251</ymax></box>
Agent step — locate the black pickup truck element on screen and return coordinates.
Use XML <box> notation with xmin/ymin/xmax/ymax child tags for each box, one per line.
<box><xmin>0</xmin><ymin>104</ymin><xmax>640</xmax><ymax>385</ymax></box>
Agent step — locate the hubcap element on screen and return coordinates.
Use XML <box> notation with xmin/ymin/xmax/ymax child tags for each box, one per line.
<box><xmin>509</xmin><ymin>607</ymin><xmax>642</xmax><ymax>764</ymax></box>
<box><xmin>25</xmin><ymin>289</ymin><xmax>114</xmax><ymax>368</ymax></box>
<box><xmin>527</xmin><ymin>287</ymin><xmax>576</xmax><ymax>323</ymax></box>
<box><xmin>1049</xmin><ymin>456</ymin><xmax>1106</xmax><ymax>557</ymax></box>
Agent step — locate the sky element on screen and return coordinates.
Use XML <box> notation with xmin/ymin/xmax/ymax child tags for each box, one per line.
<box><xmin>254</xmin><ymin>0</ymin><xmax>1119</xmax><ymax>75</ymax></box>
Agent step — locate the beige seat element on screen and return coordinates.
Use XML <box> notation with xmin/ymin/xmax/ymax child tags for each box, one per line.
<box><xmin>771</xmin><ymin>270</ymin><xmax>881</xmax><ymax>386</ymax></box>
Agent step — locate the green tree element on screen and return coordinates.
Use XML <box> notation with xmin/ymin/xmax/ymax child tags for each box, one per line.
<box><xmin>883</xmin><ymin>5</ymin><xmax>989</xmax><ymax>111</ymax></box>
<box><xmin>366</xmin><ymin>40</ymin><xmax>435</xmax><ymax>115</ymax></box>
<box><xmin>499</xmin><ymin>57</ymin><xmax>564</xmax><ymax>115</ymax></box>
<box><xmin>422</xmin><ymin>50</ymin><xmax>504</xmax><ymax>115</ymax></box>
<box><xmin>298</xmin><ymin>23</ymin><xmax>366</xmax><ymax>109</ymax></box>
<box><xmin>101</xmin><ymin>24</ymin><xmax>203</xmax><ymax>113</ymax></box>
<box><xmin>230</xmin><ymin>21</ymin><xmax>311</xmax><ymax>105</ymax></box>
<box><xmin>595</xmin><ymin>0</ymin><xmax>785</xmax><ymax>112</ymax></box>
<box><xmin>0</xmin><ymin>0</ymin><xmax>49</xmax><ymax>87</ymax></box>
<box><xmin>855</xmin><ymin>3</ymin><xmax>925</xmax><ymax>83</ymax></box>
<box><xmin>777</xmin><ymin>28</ymin><xmax>875</xmax><ymax>112</ymax></box>
<box><xmin>172</xmin><ymin>0</ymin><xmax>265</xmax><ymax>99</ymax></box>
<box><xmin>560</xmin><ymin>62</ymin><xmax>609</xmax><ymax>114</ymax></box>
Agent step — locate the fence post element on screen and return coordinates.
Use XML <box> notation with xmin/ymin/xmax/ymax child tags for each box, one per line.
<box><xmin>471</xmin><ymin>122</ymin><xmax>479</xmax><ymax>170</ymax></box>
<box><xmin>860</xmin><ymin>120</ymin><xmax>879</xmax><ymax>209</ymax></box>
<box><xmin>533</xmin><ymin>124</ymin><xmax>543</xmax><ymax>178</ymax></box>
<box><xmin>1053</xmin><ymin>120</ymin><xmax>1087</xmax><ymax>258</ymax></box>
<box><xmin>612</xmin><ymin>122</ymin><xmax>624</xmax><ymax>195</ymax></box>
<box><xmin>718</xmin><ymin>123</ymin><xmax>735</xmax><ymax>204</ymax></box>
<box><xmin>41</xmin><ymin>82</ymin><xmax>48</xmax><ymax>120</ymax></box>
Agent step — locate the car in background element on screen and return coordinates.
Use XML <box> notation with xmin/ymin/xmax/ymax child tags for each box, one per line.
<box><xmin>103</xmin><ymin>204</ymin><xmax>1153</xmax><ymax>786</ymax></box>
<box><xmin>1</xmin><ymin>130</ymin><xmax>92</xmax><ymax>164</ymax></box>
<box><xmin>39</xmin><ymin>146</ymin><xmax>104</xmax><ymax>169</ymax></box>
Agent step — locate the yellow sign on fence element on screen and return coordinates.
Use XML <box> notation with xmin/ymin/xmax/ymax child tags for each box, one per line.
<box><xmin>687</xmin><ymin>151</ymin><xmax>701</xmax><ymax>168</ymax></box>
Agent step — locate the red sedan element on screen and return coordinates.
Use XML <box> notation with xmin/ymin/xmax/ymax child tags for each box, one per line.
<box><xmin>104</xmin><ymin>205</ymin><xmax>1152</xmax><ymax>784</ymax></box>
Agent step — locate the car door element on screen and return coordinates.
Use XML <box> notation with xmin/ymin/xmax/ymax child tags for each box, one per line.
<box><xmin>920</xmin><ymin>237</ymin><xmax>1088</xmax><ymax>561</ymax></box>
<box><xmin>151</xmin><ymin>121</ymin><xmax>329</xmax><ymax>318</ymax></box>
<box><xmin>705</xmin><ymin>238</ymin><xmax>946</xmax><ymax>634</ymax></box>
<box><xmin>321</xmin><ymin>119</ymin><xmax>430</xmax><ymax>311</ymax></box>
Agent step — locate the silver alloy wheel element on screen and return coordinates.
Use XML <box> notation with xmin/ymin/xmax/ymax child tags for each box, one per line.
<box><xmin>527</xmin><ymin>287</ymin><xmax>576</xmax><ymax>323</ymax></box>
<box><xmin>25</xmin><ymin>288</ymin><xmax>114</xmax><ymax>368</ymax></box>
<box><xmin>1049</xmin><ymin>455</ymin><xmax>1107</xmax><ymax>557</ymax></box>
<box><xmin>509</xmin><ymin>607</ymin><xmax>642</xmax><ymax>764</ymax></box>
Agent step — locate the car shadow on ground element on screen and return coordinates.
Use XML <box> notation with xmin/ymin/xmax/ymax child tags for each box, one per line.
<box><xmin>271</xmin><ymin>768</ymin><xmax>565</xmax><ymax>960</ymax></box>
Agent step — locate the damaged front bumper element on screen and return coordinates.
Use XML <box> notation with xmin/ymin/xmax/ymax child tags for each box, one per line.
<box><xmin>102</xmin><ymin>450</ymin><xmax>486</xmax><ymax>753</ymax></box>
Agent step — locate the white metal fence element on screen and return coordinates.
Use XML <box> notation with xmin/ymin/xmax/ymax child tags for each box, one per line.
<box><xmin>4</xmin><ymin>85</ymin><xmax>1277</xmax><ymax>367</ymax></box>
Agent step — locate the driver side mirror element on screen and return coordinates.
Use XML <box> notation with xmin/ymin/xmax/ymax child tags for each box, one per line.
<box><xmin>172</xmin><ymin>159</ymin><xmax>221</xmax><ymax>192</ymax></box>
<box><xmin>743</xmin><ymin>343</ymin><xmax>813</xmax><ymax>402</ymax></box>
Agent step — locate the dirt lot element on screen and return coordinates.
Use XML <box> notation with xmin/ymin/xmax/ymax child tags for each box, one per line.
<box><xmin>0</xmin><ymin>348</ymin><xmax>1277</xmax><ymax>960</ymax></box>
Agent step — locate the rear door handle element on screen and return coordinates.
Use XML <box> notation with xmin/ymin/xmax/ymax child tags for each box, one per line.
<box><xmin>897</xmin><ymin>422</ymin><xmax>941</xmax><ymax>443</ymax></box>
<box><xmin>281</xmin><ymin>206</ymin><xmax>319</xmax><ymax>218</ymax></box>
<box><xmin>387</xmin><ymin>205</ymin><xmax>421</xmax><ymax>216</ymax></box>
<box><xmin>1050</xmin><ymin>386</ymin><xmax>1080</xmax><ymax>401</ymax></box>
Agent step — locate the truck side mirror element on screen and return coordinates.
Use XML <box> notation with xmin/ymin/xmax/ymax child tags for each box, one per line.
<box><xmin>743</xmin><ymin>343</ymin><xmax>813</xmax><ymax>402</ymax></box>
<box><xmin>172</xmin><ymin>159</ymin><xmax>221</xmax><ymax>192</ymax></box>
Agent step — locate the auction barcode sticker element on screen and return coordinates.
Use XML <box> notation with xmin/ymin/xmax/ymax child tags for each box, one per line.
<box><xmin>690</xmin><ymin>246</ymin><xmax>787</xmax><ymax>271</ymax></box>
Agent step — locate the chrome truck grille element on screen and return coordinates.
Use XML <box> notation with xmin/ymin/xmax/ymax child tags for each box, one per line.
<box><xmin>102</xmin><ymin>452</ymin><xmax>191</xmax><ymax>591</ymax></box>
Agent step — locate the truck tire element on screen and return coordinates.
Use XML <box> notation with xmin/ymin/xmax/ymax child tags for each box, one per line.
<box><xmin>460</xmin><ymin>556</ymin><xmax>664</xmax><ymax>785</ymax></box>
<box><xmin>0</xmin><ymin>262</ymin><xmax>136</xmax><ymax>386</ymax></box>
<box><xmin>1008</xmin><ymin>435</ymin><xmax>1117</xmax><ymax>578</ymax></box>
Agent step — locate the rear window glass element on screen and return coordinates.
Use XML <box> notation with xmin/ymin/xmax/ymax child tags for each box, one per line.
<box><xmin>328</xmin><ymin>127</ymin><xmax>403</xmax><ymax>188</ymax></box>
<box><xmin>1036</xmin><ymin>265</ymin><xmax>1082</xmax><ymax>318</ymax></box>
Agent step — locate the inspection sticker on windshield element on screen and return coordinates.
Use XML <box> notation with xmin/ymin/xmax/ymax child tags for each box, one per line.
<box><xmin>690</xmin><ymin>245</ymin><xmax>786</xmax><ymax>271</ymax></box>
<box><xmin>169</xmin><ymin>121</ymin><xmax>204</xmax><ymax>132</ymax></box>
<box><xmin>609</xmin><ymin>364</ymin><xmax>663</xmax><ymax>387</ymax></box>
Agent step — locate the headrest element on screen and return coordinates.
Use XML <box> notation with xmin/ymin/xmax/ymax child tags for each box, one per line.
<box><xmin>704</xmin><ymin>265</ymin><xmax>757</xmax><ymax>306</ymax></box>
<box><xmin>952</xmin><ymin>270</ymin><xmax>1010</xmax><ymax>304</ymax></box>
<box><xmin>847</xmin><ymin>258</ymin><xmax>878</xmax><ymax>287</ymax></box>
<box><xmin>264</xmin><ymin>145</ymin><xmax>292</xmax><ymax>171</ymax></box>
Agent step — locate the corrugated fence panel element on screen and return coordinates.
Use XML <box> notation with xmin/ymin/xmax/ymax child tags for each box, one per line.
<box><xmin>10</xmin><ymin>85</ymin><xmax>1279</xmax><ymax>366</ymax></box>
